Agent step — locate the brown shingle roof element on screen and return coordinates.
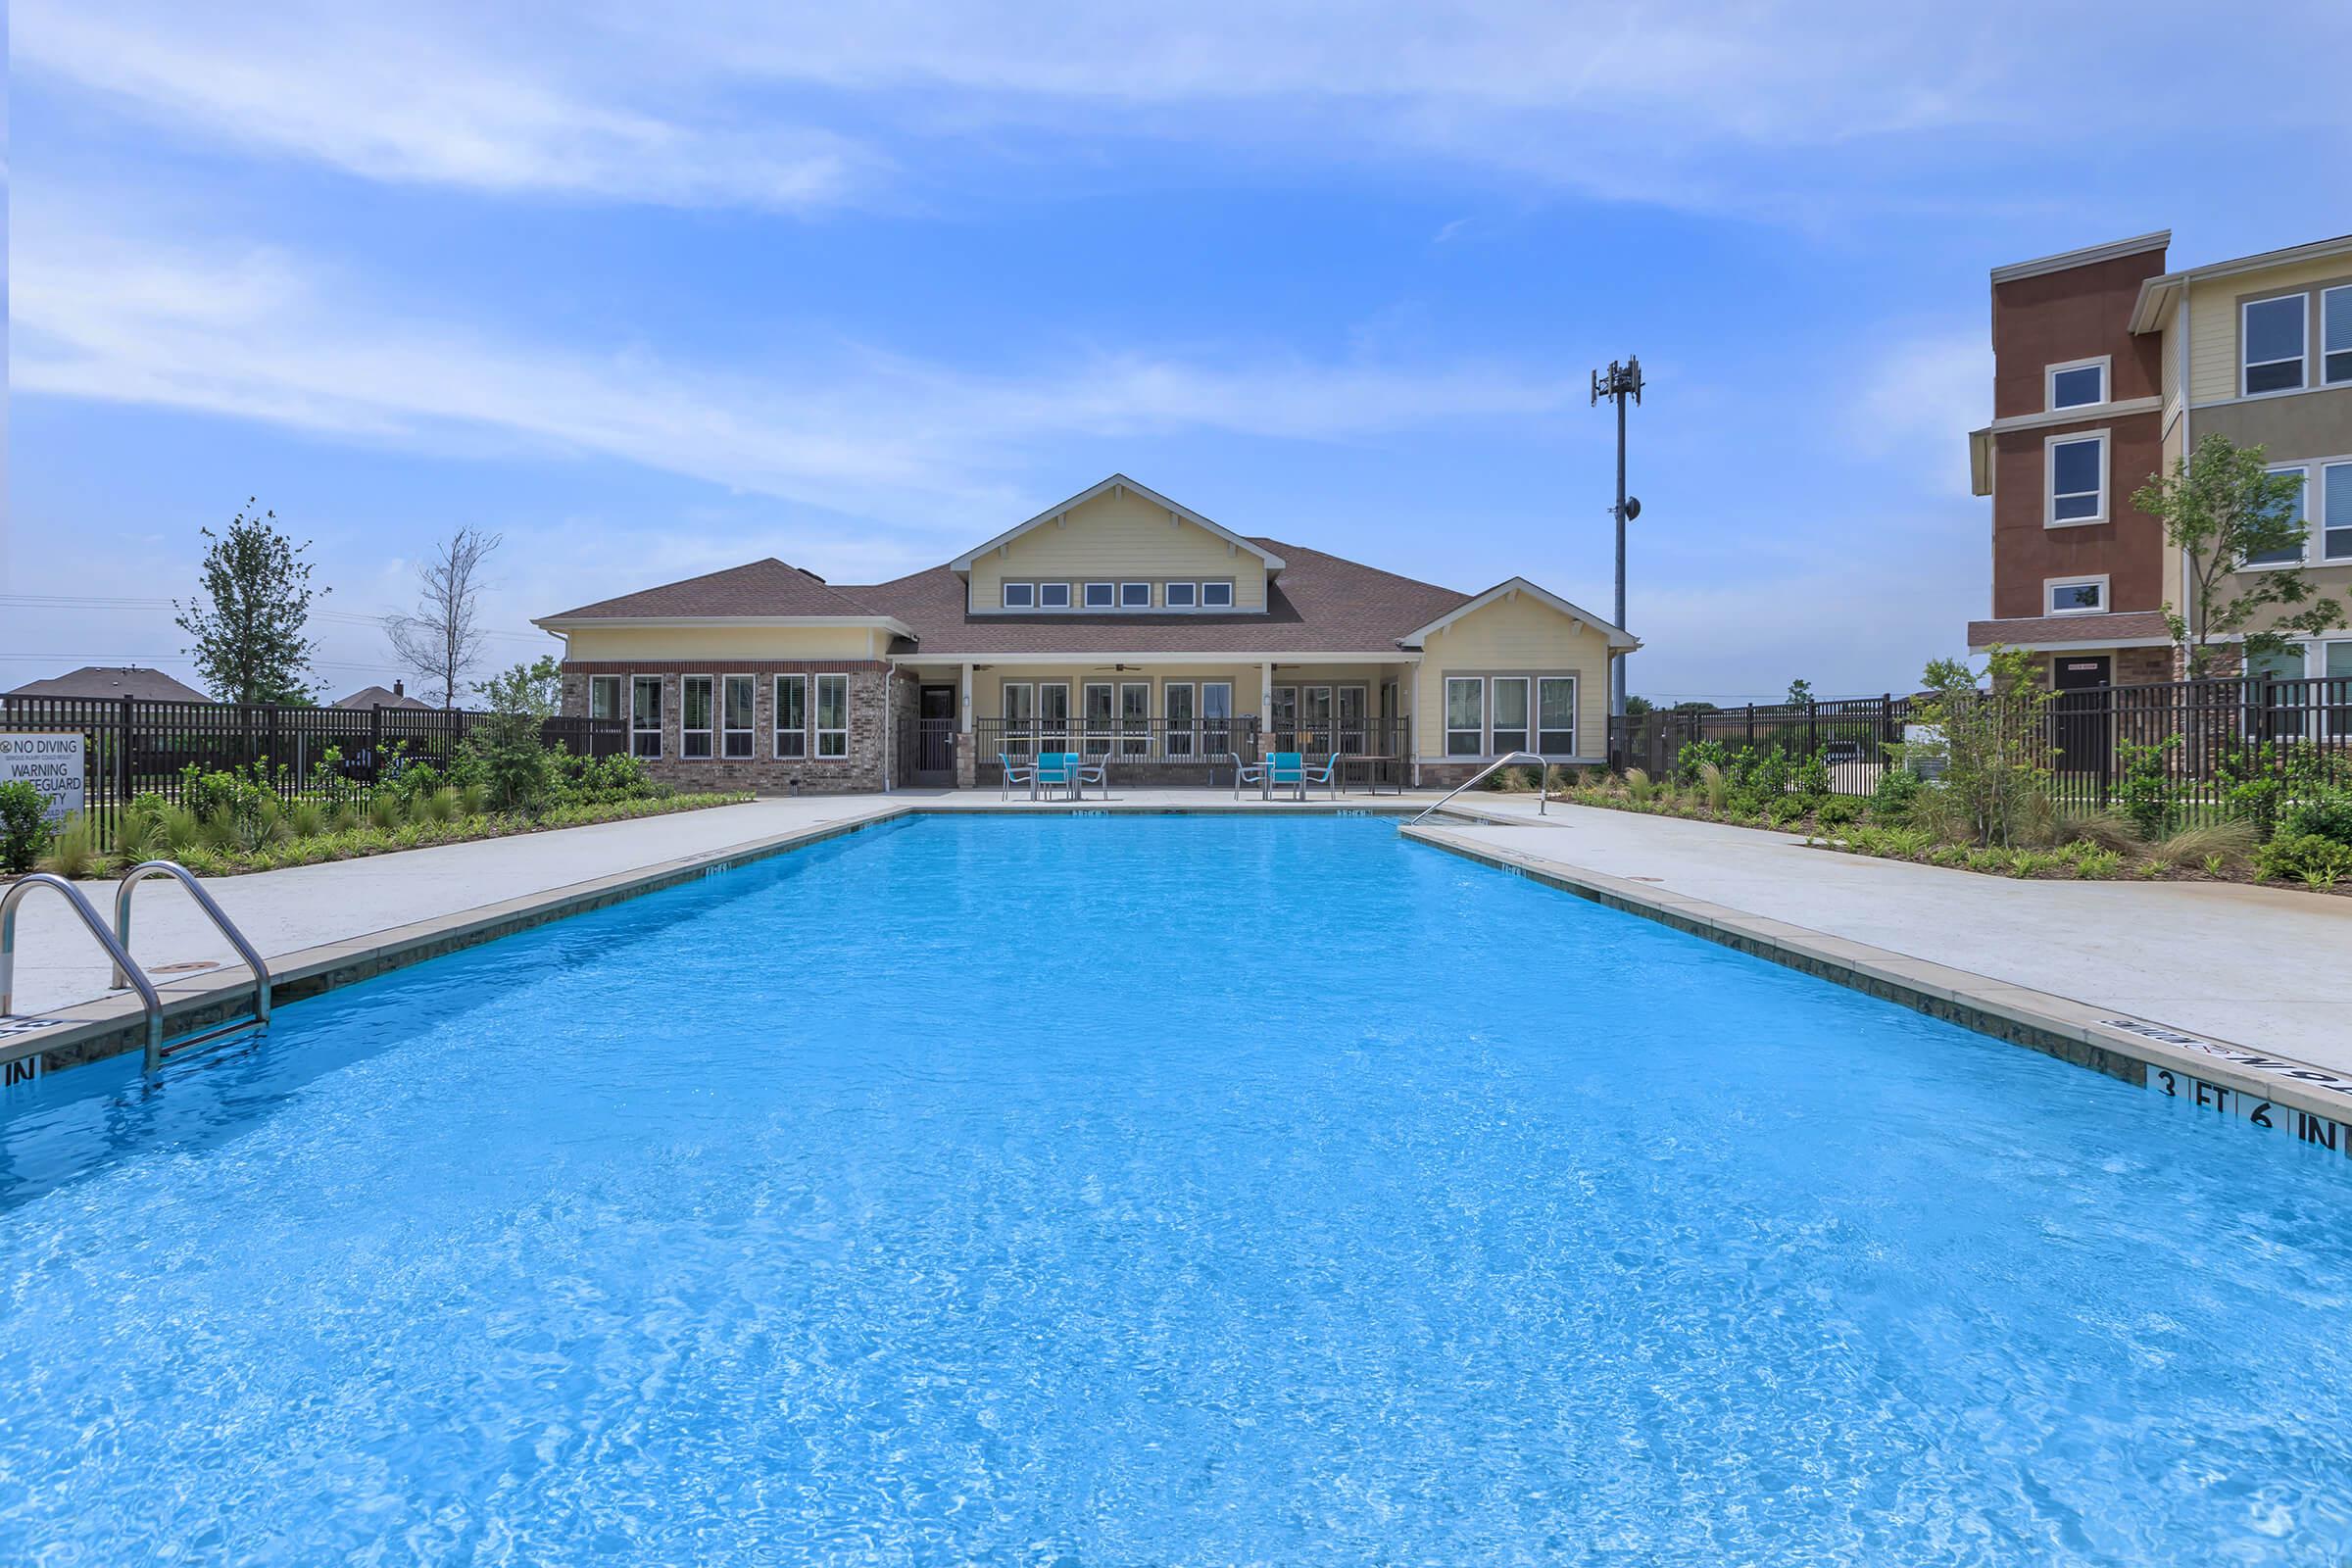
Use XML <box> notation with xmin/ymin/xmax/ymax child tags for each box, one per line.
<box><xmin>6</xmin><ymin>665</ymin><xmax>211</xmax><ymax>702</ymax></box>
<box><xmin>544</xmin><ymin>558</ymin><xmax>883</xmax><ymax>620</ymax></box>
<box><xmin>845</xmin><ymin>538</ymin><xmax>1470</xmax><ymax>656</ymax></box>
<box><xmin>331</xmin><ymin>685</ymin><xmax>433</xmax><ymax>710</ymax></box>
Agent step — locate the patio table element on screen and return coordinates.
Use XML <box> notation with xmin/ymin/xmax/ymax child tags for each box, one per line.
<box><xmin>1345</xmin><ymin>754</ymin><xmax>1402</xmax><ymax>795</ymax></box>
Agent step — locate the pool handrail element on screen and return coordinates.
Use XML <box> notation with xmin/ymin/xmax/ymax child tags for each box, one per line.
<box><xmin>113</xmin><ymin>860</ymin><xmax>272</xmax><ymax>1032</ymax></box>
<box><xmin>1405</xmin><ymin>751</ymin><xmax>1550</xmax><ymax>826</ymax></box>
<box><xmin>1</xmin><ymin>871</ymin><xmax>166</xmax><ymax>1066</ymax></box>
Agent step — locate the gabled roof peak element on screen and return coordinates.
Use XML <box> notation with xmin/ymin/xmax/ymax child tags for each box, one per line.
<box><xmin>946</xmin><ymin>474</ymin><xmax>1286</xmax><ymax>573</ymax></box>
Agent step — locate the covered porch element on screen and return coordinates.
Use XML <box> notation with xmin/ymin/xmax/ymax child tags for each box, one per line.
<box><xmin>892</xmin><ymin>659</ymin><xmax>1419</xmax><ymax>790</ymax></box>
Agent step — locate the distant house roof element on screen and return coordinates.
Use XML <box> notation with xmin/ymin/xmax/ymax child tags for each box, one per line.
<box><xmin>5</xmin><ymin>665</ymin><xmax>211</xmax><ymax>702</ymax></box>
<box><xmin>539</xmin><ymin>558</ymin><xmax>905</xmax><ymax>626</ymax></box>
<box><xmin>332</xmin><ymin>684</ymin><xmax>433</xmax><ymax>710</ymax></box>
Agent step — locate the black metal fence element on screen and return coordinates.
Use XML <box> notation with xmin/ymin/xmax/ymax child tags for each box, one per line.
<box><xmin>969</xmin><ymin>716</ymin><xmax>1411</xmax><ymax>788</ymax></box>
<box><xmin>1609</xmin><ymin>673</ymin><xmax>2352</xmax><ymax>821</ymax></box>
<box><xmin>0</xmin><ymin>696</ymin><xmax>626</xmax><ymax>844</ymax></box>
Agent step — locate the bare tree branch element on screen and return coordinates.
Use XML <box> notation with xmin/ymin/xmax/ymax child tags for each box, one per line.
<box><xmin>384</xmin><ymin>527</ymin><xmax>502</xmax><ymax>708</ymax></box>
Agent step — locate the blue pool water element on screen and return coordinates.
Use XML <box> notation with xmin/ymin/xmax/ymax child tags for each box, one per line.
<box><xmin>1</xmin><ymin>815</ymin><xmax>2346</xmax><ymax>1564</ymax></box>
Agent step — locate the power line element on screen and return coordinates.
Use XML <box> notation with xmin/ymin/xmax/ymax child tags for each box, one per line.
<box><xmin>0</xmin><ymin>593</ymin><xmax>557</xmax><ymax>643</ymax></box>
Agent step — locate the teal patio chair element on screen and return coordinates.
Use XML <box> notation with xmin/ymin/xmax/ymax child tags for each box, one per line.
<box><xmin>998</xmin><ymin>753</ymin><xmax>1035</xmax><ymax>801</ymax></box>
<box><xmin>1299</xmin><ymin>751</ymin><xmax>1343</xmax><ymax>799</ymax></box>
<box><xmin>1076</xmin><ymin>751</ymin><xmax>1111</xmax><ymax>800</ymax></box>
<box><xmin>1033</xmin><ymin>751</ymin><xmax>1080</xmax><ymax>801</ymax></box>
<box><xmin>1228</xmin><ymin>752</ymin><xmax>1265</xmax><ymax>799</ymax></box>
<box><xmin>1265</xmin><ymin>751</ymin><xmax>1305</xmax><ymax>801</ymax></box>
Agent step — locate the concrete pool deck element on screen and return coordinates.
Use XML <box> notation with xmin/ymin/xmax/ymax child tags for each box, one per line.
<box><xmin>3</xmin><ymin>789</ymin><xmax>2346</xmax><ymax>1138</ymax></box>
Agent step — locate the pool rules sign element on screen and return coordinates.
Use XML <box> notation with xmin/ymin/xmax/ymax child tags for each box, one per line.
<box><xmin>0</xmin><ymin>733</ymin><xmax>86</xmax><ymax>825</ymax></box>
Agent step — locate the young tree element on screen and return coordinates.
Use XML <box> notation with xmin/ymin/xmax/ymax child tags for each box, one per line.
<box><xmin>473</xmin><ymin>654</ymin><xmax>564</xmax><ymax>718</ymax></box>
<box><xmin>2133</xmin><ymin>434</ymin><xmax>2344</xmax><ymax>677</ymax></box>
<box><xmin>1621</xmin><ymin>694</ymin><xmax>1653</xmax><ymax>717</ymax></box>
<box><xmin>1903</xmin><ymin>646</ymin><xmax>2055</xmax><ymax>848</ymax></box>
<box><xmin>385</xmin><ymin>527</ymin><xmax>502</xmax><ymax>708</ymax></box>
<box><xmin>174</xmin><ymin>500</ymin><xmax>327</xmax><ymax>703</ymax></box>
<box><xmin>1785</xmin><ymin>677</ymin><xmax>1815</xmax><ymax>706</ymax></box>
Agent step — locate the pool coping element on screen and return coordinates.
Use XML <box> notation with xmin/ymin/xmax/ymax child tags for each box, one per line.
<box><xmin>1401</xmin><ymin>822</ymin><xmax>2352</xmax><ymax>1157</ymax></box>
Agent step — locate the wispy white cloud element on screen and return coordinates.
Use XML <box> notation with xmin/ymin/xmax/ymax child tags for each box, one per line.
<box><xmin>10</xmin><ymin>197</ymin><xmax>1577</xmax><ymax>537</ymax></box>
<box><xmin>1843</xmin><ymin>330</ymin><xmax>1991</xmax><ymax>498</ymax></box>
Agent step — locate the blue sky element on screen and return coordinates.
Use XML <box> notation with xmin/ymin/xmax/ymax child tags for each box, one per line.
<box><xmin>7</xmin><ymin>1</ymin><xmax>2349</xmax><ymax>703</ymax></box>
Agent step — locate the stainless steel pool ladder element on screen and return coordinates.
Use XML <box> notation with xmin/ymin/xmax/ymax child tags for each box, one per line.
<box><xmin>1405</xmin><ymin>751</ymin><xmax>1550</xmax><ymax>827</ymax></box>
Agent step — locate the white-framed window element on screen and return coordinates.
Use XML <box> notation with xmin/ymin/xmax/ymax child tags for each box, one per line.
<box><xmin>1081</xmin><ymin>682</ymin><xmax>1114</xmax><ymax>756</ymax></box>
<box><xmin>630</xmin><ymin>675</ymin><xmax>663</xmax><ymax>759</ymax></box>
<box><xmin>588</xmin><ymin>674</ymin><xmax>622</xmax><ymax>721</ymax></box>
<box><xmin>2046</xmin><ymin>356</ymin><xmax>2108</xmax><ymax>411</ymax></box>
<box><xmin>1298</xmin><ymin>684</ymin><xmax>1333</xmax><ymax>750</ymax></box>
<box><xmin>1002</xmin><ymin>581</ymin><xmax>1035</xmax><ymax>609</ymax></box>
<box><xmin>2242</xmin><ymin>294</ymin><xmax>2307</xmax><ymax>395</ymax></box>
<box><xmin>1000</xmin><ymin>681</ymin><xmax>1035</xmax><ymax>756</ymax></box>
<box><xmin>813</xmin><ymin>674</ymin><xmax>849</xmax><ymax>759</ymax></box>
<box><xmin>2325</xmin><ymin>285</ymin><xmax>2352</xmax><ymax>387</ymax></box>
<box><xmin>773</xmin><ymin>674</ymin><xmax>807</xmax><ymax>759</ymax></box>
<box><xmin>1269</xmin><ymin>685</ymin><xmax>1298</xmax><ymax>741</ymax></box>
<box><xmin>2046</xmin><ymin>430</ymin><xmax>2107</xmax><ymax>526</ymax></box>
<box><xmin>1039</xmin><ymin>582</ymin><xmax>1072</xmax><ymax>610</ymax></box>
<box><xmin>1163</xmin><ymin>682</ymin><xmax>1196</xmax><ymax>756</ymax></box>
<box><xmin>680</xmin><ymin>675</ymin><xmax>714</xmax><ymax>759</ymax></box>
<box><xmin>1538</xmin><ymin>676</ymin><xmax>1577</xmax><ymax>756</ymax></box>
<box><xmin>1164</xmin><ymin>581</ymin><xmax>1198</xmax><ymax>609</ymax></box>
<box><xmin>2248</xmin><ymin>465</ymin><xmax>2310</xmax><ymax>565</ymax></box>
<box><xmin>1038</xmin><ymin>681</ymin><xmax>1071</xmax><ymax>746</ymax></box>
<box><xmin>1445</xmin><ymin>677</ymin><xmax>1484</xmax><ymax>758</ymax></box>
<box><xmin>1083</xmin><ymin>581</ymin><xmax>1115</xmax><ymax>609</ymax></box>
<box><xmin>2325</xmin><ymin>461</ymin><xmax>2352</xmax><ymax>562</ymax></box>
<box><xmin>1200</xmin><ymin>580</ymin><xmax>1235</xmax><ymax>609</ymax></box>
<box><xmin>2045</xmin><ymin>575</ymin><xmax>2108</xmax><ymax>614</ymax></box>
<box><xmin>1119</xmin><ymin>681</ymin><xmax>1151</xmax><ymax>754</ymax></box>
<box><xmin>1490</xmin><ymin>676</ymin><xmax>1530</xmax><ymax>754</ymax></box>
<box><xmin>1119</xmin><ymin>581</ymin><xmax>1152</xmax><ymax>609</ymax></box>
<box><xmin>720</xmin><ymin>674</ymin><xmax>755</xmax><ymax>759</ymax></box>
<box><xmin>1338</xmin><ymin>685</ymin><xmax>1367</xmax><ymax>753</ymax></box>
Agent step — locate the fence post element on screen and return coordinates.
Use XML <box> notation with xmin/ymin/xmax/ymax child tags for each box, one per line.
<box><xmin>1807</xmin><ymin>699</ymin><xmax>1817</xmax><ymax>758</ymax></box>
<box><xmin>370</xmin><ymin>704</ymin><xmax>383</xmax><ymax>777</ymax></box>
<box><xmin>1745</xmin><ymin>704</ymin><xmax>1755</xmax><ymax>746</ymax></box>
<box><xmin>116</xmin><ymin>695</ymin><xmax>133</xmax><ymax>822</ymax></box>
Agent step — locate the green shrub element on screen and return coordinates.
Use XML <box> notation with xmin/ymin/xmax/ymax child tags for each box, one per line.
<box><xmin>1697</xmin><ymin>761</ymin><xmax>1729</xmax><ymax>812</ymax></box>
<box><xmin>1766</xmin><ymin>796</ymin><xmax>1807</xmax><ymax>826</ymax></box>
<box><xmin>1870</xmin><ymin>766</ymin><xmax>1922</xmax><ymax>824</ymax></box>
<box><xmin>2255</xmin><ymin>832</ymin><xmax>2352</xmax><ymax>888</ymax></box>
<box><xmin>1673</xmin><ymin>740</ymin><xmax>1728</xmax><ymax>788</ymax></box>
<box><xmin>1815</xmin><ymin>797</ymin><xmax>1861</xmax><ymax>828</ymax></box>
<box><xmin>2278</xmin><ymin>786</ymin><xmax>2352</xmax><ymax>849</ymax></box>
<box><xmin>286</xmin><ymin>800</ymin><xmax>327</xmax><ymax>839</ymax></box>
<box><xmin>2112</xmin><ymin>737</ymin><xmax>2181</xmax><ymax>840</ymax></box>
<box><xmin>36</xmin><ymin>814</ymin><xmax>106</xmax><ymax>879</ymax></box>
<box><xmin>1624</xmin><ymin>766</ymin><xmax>1655</xmax><ymax>803</ymax></box>
<box><xmin>367</xmin><ymin>793</ymin><xmax>406</xmax><ymax>833</ymax></box>
<box><xmin>1795</xmin><ymin>752</ymin><xmax>1832</xmax><ymax>802</ymax></box>
<box><xmin>0</xmin><ymin>781</ymin><xmax>57</xmax><ymax>873</ymax></box>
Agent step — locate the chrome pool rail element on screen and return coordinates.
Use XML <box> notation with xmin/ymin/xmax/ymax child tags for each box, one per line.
<box><xmin>2</xmin><ymin>872</ymin><xmax>166</xmax><ymax>1064</ymax></box>
<box><xmin>113</xmin><ymin>860</ymin><xmax>272</xmax><ymax>1032</ymax></box>
<box><xmin>1405</xmin><ymin>751</ymin><xmax>1551</xmax><ymax>827</ymax></box>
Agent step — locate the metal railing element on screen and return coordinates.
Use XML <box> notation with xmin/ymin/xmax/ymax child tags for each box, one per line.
<box><xmin>2</xmin><ymin>872</ymin><xmax>166</xmax><ymax>1065</ymax></box>
<box><xmin>1406</xmin><ymin>752</ymin><xmax>1549</xmax><ymax>826</ymax></box>
<box><xmin>113</xmin><ymin>861</ymin><xmax>272</xmax><ymax>1033</ymax></box>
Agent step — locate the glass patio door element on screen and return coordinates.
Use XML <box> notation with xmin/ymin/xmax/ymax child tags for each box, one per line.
<box><xmin>1337</xmin><ymin>685</ymin><xmax>1367</xmax><ymax>754</ymax></box>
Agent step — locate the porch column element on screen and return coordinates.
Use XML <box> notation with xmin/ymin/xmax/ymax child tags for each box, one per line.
<box><xmin>955</xmin><ymin>663</ymin><xmax>978</xmax><ymax>790</ymax></box>
<box><xmin>959</xmin><ymin>663</ymin><xmax>973</xmax><ymax>731</ymax></box>
<box><xmin>1260</xmin><ymin>662</ymin><xmax>1274</xmax><ymax>718</ymax></box>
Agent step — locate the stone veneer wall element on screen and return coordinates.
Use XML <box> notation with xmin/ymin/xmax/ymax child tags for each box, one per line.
<box><xmin>562</xmin><ymin>661</ymin><xmax>907</xmax><ymax>794</ymax></box>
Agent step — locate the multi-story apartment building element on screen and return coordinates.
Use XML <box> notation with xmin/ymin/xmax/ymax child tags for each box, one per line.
<box><xmin>1967</xmin><ymin>230</ymin><xmax>2352</xmax><ymax>694</ymax></box>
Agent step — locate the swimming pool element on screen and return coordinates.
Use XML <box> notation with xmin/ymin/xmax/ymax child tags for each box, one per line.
<box><xmin>2</xmin><ymin>814</ymin><xmax>2345</xmax><ymax>1563</ymax></box>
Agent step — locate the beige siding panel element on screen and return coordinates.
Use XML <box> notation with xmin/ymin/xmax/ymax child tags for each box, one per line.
<box><xmin>2186</xmin><ymin>256</ymin><xmax>2352</xmax><ymax>407</ymax></box>
<box><xmin>564</xmin><ymin>624</ymin><xmax>882</xmax><ymax>662</ymax></box>
<box><xmin>965</xmin><ymin>487</ymin><xmax>1270</xmax><ymax>611</ymax></box>
<box><xmin>1411</xmin><ymin>591</ymin><xmax>1614</xmax><ymax>762</ymax></box>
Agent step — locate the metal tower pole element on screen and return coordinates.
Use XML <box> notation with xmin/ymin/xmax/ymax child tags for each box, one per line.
<box><xmin>1591</xmin><ymin>356</ymin><xmax>1642</xmax><ymax>721</ymax></box>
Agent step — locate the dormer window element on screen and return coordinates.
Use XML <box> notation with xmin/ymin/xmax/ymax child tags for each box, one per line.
<box><xmin>1200</xmin><ymin>581</ymin><xmax>1235</xmax><ymax>609</ymax></box>
<box><xmin>1039</xmin><ymin>582</ymin><xmax>1071</xmax><ymax>609</ymax></box>
<box><xmin>1164</xmin><ymin>581</ymin><xmax>1198</xmax><ymax>609</ymax></box>
<box><xmin>1002</xmin><ymin>582</ymin><xmax>1035</xmax><ymax>609</ymax></box>
<box><xmin>1083</xmin><ymin>581</ymin><xmax>1115</xmax><ymax>609</ymax></box>
<box><xmin>1120</xmin><ymin>582</ymin><xmax>1152</xmax><ymax>609</ymax></box>
<box><xmin>2046</xmin><ymin>357</ymin><xmax>2106</xmax><ymax>410</ymax></box>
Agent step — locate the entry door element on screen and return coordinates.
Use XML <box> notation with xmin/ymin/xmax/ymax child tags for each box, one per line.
<box><xmin>1298</xmin><ymin>685</ymin><xmax>1333</xmax><ymax>754</ymax></box>
<box><xmin>2051</xmin><ymin>656</ymin><xmax>2111</xmax><ymax>782</ymax></box>
<box><xmin>916</xmin><ymin>685</ymin><xmax>956</xmax><ymax>781</ymax></box>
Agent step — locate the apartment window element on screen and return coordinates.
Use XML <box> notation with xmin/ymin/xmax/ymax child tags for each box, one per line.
<box><xmin>2326</xmin><ymin>286</ymin><xmax>2352</xmax><ymax>386</ymax></box>
<box><xmin>680</xmin><ymin>675</ymin><xmax>714</xmax><ymax>759</ymax></box>
<box><xmin>1083</xmin><ymin>581</ymin><xmax>1115</xmax><ymax>609</ymax></box>
<box><xmin>813</xmin><ymin>674</ymin><xmax>849</xmax><ymax>759</ymax></box>
<box><xmin>773</xmin><ymin>675</ymin><xmax>807</xmax><ymax>758</ymax></box>
<box><xmin>1200</xmin><ymin>581</ymin><xmax>1235</xmax><ymax>609</ymax></box>
<box><xmin>1445</xmin><ymin>678</ymin><xmax>1484</xmax><ymax>758</ymax></box>
<box><xmin>588</xmin><ymin>674</ymin><xmax>622</xmax><ymax>721</ymax></box>
<box><xmin>1119</xmin><ymin>581</ymin><xmax>1151</xmax><ymax>609</ymax></box>
<box><xmin>1038</xmin><ymin>682</ymin><xmax>1071</xmax><ymax>745</ymax></box>
<box><xmin>1298</xmin><ymin>684</ymin><xmax>1333</xmax><ymax>748</ymax></box>
<box><xmin>1000</xmin><ymin>681</ymin><xmax>1035</xmax><ymax>756</ymax></box>
<box><xmin>1119</xmin><ymin>681</ymin><xmax>1152</xmax><ymax>754</ymax></box>
<box><xmin>1002</xmin><ymin>581</ymin><xmax>1035</xmax><ymax>609</ymax></box>
<box><xmin>2046</xmin><ymin>431</ymin><xmax>2106</xmax><ymax>526</ymax></box>
<box><xmin>1202</xmin><ymin>682</ymin><xmax>1233</xmax><ymax>753</ymax></box>
<box><xmin>631</xmin><ymin>675</ymin><xmax>663</xmax><ymax>759</ymax></box>
<box><xmin>2046</xmin><ymin>358</ymin><xmax>2107</xmax><ymax>410</ymax></box>
<box><xmin>1269</xmin><ymin>686</ymin><xmax>1298</xmax><ymax>741</ymax></box>
<box><xmin>1038</xmin><ymin>582</ymin><xmax>1072</xmax><ymax>610</ymax></box>
<box><xmin>2045</xmin><ymin>576</ymin><xmax>2106</xmax><ymax>614</ymax></box>
<box><xmin>1538</xmin><ymin>677</ymin><xmax>1577</xmax><ymax>756</ymax></box>
<box><xmin>1082</xmin><ymin>682</ymin><xmax>1114</xmax><ymax>756</ymax></box>
<box><xmin>1163</xmin><ymin>682</ymin><xmax>1196</xmax><ymax>756</ymax></box>
<box><xmin>2242</xmin><ymin>294</ymin><xmax>2307</xmax><ymax>395</ymax></box>
<box><xmin>721</xmin><ymin>674</ymin><xmax>755</xmax><ymax>759</ymax></box>
<box><xmin>1338</xmin><ymin>685</ymin><xmax>1367</xmax><ymax>753</ymax></box>
<box><xmin>1164</xmin><ymin>581</ymin><xmax>1198</xmax><ymax>609</ymax></box>
<box><xmin>2248</xmin><ymin>466</ymin><xmax>2309</xmax><ymax>565</ymax></box>
<box><xmin>2325</xmin><ymin>462</ymin><xmax>2352</xmax><ymax>562</ymax></box>
<box><xmin>1490</xmin><ymin>677</ymin><xmax>1531</xmax><ymax>754</ymax></box>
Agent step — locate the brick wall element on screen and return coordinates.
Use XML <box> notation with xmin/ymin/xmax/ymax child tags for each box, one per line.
<box><xmin>561</xmin><ymin>662</ymin><xmax>901</xmax><ymax>794</ymax></box>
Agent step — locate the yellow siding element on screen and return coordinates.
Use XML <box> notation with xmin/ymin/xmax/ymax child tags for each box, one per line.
<box><xmin>2185</xmin><ymin>255</ymin><xmax>2352</xmax><ymax>407</ymax></box>
<box><xmin>965</xmin><ymin>487</ymin><xmax>1270</xmax><ymax>611</ymax></box>
<box><xmin>563</xmin><ymin>624</ymin><xmax>883</xmax><ymax>662</ymax></box>
<box><xmin>1412</xmin><ymin>591</ymin><xmax>1613</xmax><ymax>761</ymax></box>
